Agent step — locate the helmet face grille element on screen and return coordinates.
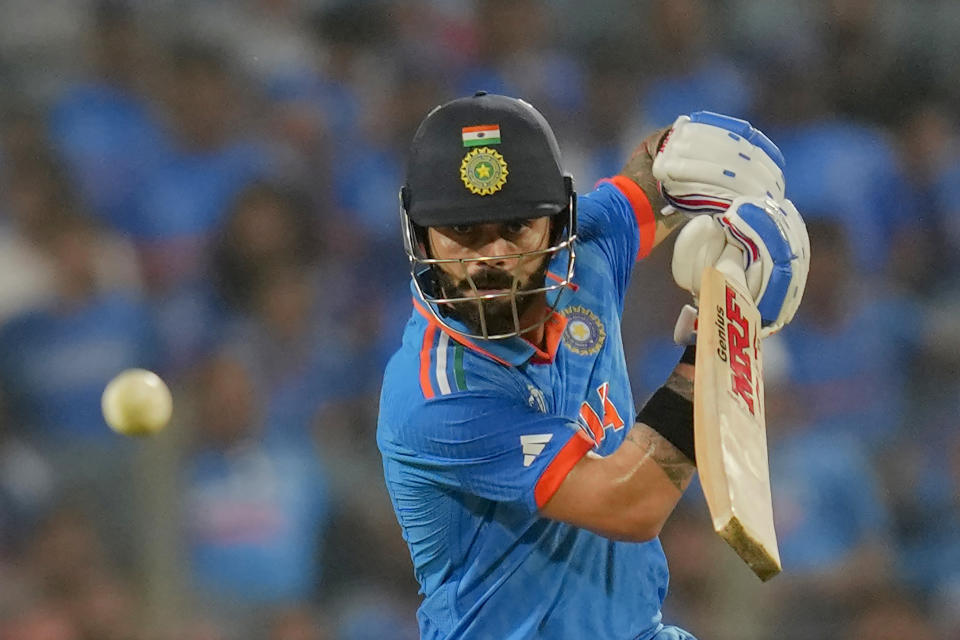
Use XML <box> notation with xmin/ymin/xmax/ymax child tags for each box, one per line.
<box><xmin>401</xmin><ymin>193</ymin><xmax>577</xmax><ymax>341</ymax></box>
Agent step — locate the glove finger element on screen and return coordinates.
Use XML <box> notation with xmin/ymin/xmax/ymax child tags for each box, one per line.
<box><xmin>657</xmin><ymin>152</ymin><xmax>785</xmax><ymax>201</ymax></box>
<box><xmin>671</xmin><ymin>214</ymin><xmax>726</xmax><ymax>295</ymax></box>
<box><xmin>688</xmin><ymin>111</ymin><xmax>786</xmax><ymax>169</ymax></box>
<box><xmin>776</xmin><ymin>199</ymin><xmax>810</xmax><ymax>323</ymax></box>
<box><xmin>722</xmin><ymin>199</ymin><xmax>794</xmax><ymax>325</ymax></box>
<box><xmin>659</xmin><ymin>121</ymin><xmax>786</xmax><ymax>197</ymax></box>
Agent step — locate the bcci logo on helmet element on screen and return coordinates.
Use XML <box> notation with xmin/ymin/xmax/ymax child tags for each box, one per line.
<box><xmin>460</xmin><ymin>147</ymin><xmax>508</xmax><ymax>195</ymax></box>
<box><xmin>562</xmin><ymin>306</ymin><xmax>605</xmax><ymax>355</ymax></box>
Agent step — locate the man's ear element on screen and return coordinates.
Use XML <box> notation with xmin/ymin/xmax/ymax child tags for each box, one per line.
<box><xmin>548</xmin><ymin>212</ymin><xmax>565</xmax><ymax>245</ymax></box>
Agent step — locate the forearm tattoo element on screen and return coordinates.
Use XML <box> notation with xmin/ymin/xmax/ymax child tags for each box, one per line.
<box><xmin>664</xmin><ymin>371</ymin><xmax>694</xmax><ymax>402</ymax></box>
<box><xmin>624</xmin><ymin>423</ymin><xmax>696</xmax><ymax>492</ymax></box>
<box><xmin>620</xmin><ymin>127</ymin><xmax>685</xmax><ymax>242</ymax></box>
<box><xmin>620</xmin><ymin>140</ymin><xmax>662</xmax><ymax>205</ymax></box>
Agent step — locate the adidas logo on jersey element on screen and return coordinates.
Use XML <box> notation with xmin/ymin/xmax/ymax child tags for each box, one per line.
<box><xmin>521</xmin><ymin>434</ymin><xmax>553</xmax><ymax>467</ymax></box>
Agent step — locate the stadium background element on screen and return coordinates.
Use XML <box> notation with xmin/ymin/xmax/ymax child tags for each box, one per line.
<box><xmin>0</xmin><ymin>0</ymin><xmax>958</xmax><ymax>638</ymax></box>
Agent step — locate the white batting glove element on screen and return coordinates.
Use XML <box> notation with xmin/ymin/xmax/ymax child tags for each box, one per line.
<box><xmin>672</xmin><ymin>196</ymin><xmax>810</xmax><ymax>338</ymax></box>
<box><xmin>653</xmin><ymin>112</ymin><xmax>786</xmax><ymax>215</ymax></box>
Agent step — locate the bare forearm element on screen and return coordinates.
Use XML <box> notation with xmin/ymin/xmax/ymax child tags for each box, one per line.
<box><xmin>543</xmin><ymin>362</ymin><xmax>695</xmax><ymax>541</ymax></box>
<box><xmin>601</xmin><ymin>362</ymin><xmax>697</xmax><ymax>539</ymax></box>
<box><xmin>554</xmin><ymin>429</ymin><xmax>691</xmax><ymax>541</ymax></box>
<box><xmin>619</xmin><ymin>127</ymin><xmax>686</xmax><ymax>249</ymax></box>
<box><xmin>625</xmin><ymin>363</ymin><xmax>696</xmax><ymax>492</ymax></box>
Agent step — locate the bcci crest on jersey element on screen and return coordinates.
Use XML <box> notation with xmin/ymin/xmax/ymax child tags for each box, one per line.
<box><xmin>562</xmin><ymin>306</ymin><xmax>606</xmax><ymax>355</ymax></box>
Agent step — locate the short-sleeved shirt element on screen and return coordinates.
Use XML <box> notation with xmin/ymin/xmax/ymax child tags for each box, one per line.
<box><xmin>378</xmin><ymin>177</ymin><xmax>667</xmax><ymax>639</ymax></box>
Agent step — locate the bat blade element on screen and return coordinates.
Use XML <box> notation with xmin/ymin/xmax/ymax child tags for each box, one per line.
<box><xmin>694</xmin><ymin>263</ymin><xmax>781</xmax><ymax>581</ymax></box>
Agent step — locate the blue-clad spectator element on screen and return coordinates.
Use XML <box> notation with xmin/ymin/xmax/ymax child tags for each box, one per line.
<box><xmin>335</xmin><ymin>589</ymin><xmax>419</xmax><ymax>640</ymax></box>
<box><xmin>0</xmin><ymin>213</ymin><xmax>157</xmax><ymax>443</ymax></box>
<box><xmin>561</xmin><ymin>53</ymin><xmax>642</xmax><ymax>189</ymax></box>
<box><xmin>182</xmin><ymin>349</ymin><xmax>330</xmax><ymax>613</ymax></box>
<box><xmin>212</xmin><ymin>182</ymin><xmax>378</xmax><ymax>444</ymax></box>
<box><xmin>776</xmin><ymin>219</ymin><xmax>921</xmax><ymax>448</ymax></box>
<box><xmin>332</xmin><ymin>66</ymin><xmax>445</xmax><ymax>248</ymax></box>
<box><xmin>0</xmin><ymin>411</ymin><xmax>55</xmax><ymax>556</ymax></box>
<box><xmin>0</xmin><ymin>211</ymin><xmax>156</xmax><ymax>564</ymax></box>
<box><xmin>227</xmin><ymin>263</ymin><xmax>370</xmax><ymax>447</ymax></box>
<box><xmin>753</xmin><ymin>58</ymin><xmax>918</xmax><ymax>275</ymax></box>
<box><xmin>265</xmin><ymin>56</ymin><xmax>361</xmax><ymax>149</ymax></box>
<box><xmin>121</xmin><ymin>41</ymin><xmax>271</xmax><ymax>372</ymax></box>
<box><xmin>934</xmin><ymin>158</ymin><xmax>960</xmax><ymax>278</ymax></box>
<box><xmin>640</xmin><ymin>59</ymin><xmax>756</xmax><ymax>130</ymax></box>
<box><xmin>331</xmin><ymin>139</ymin><xmax>404</xmax><ymax>246</ymax></box>
<box><xmin>48</xmin><ymin>1</ymin><xmax>169</xmax><ymax>230</ymax></box>
<box><xmin>636</xmin><ymin>0</ymin><xmax>757</xmax><ymax>129</ymax></box>
<box><xmin>453</xmin><ymin>0</ymin><xmax>586</xmax><ymax>125</ymax></box>
<box><xmin>212</xmin><ymin>182</ymin><xmax>320</xmax><ymax>313</ymax></box>
<box><xmin>774</xmin><ymin>120</ymin><xmax>916</xmax><ymax>273</ymax></box>
<box><xmin>770</xmin><ymin>428</ymin><xmax>893</xmax><ymax>575</ymax></box>
<box><xmin>125</xmin><ymin>41</ymin><xmax>269</xmax><ymax>293</ymax></box>
<box><xmin>890</xmin><ymin>393</ymin><xmax>960</xmax><ymax>612</ymax></box>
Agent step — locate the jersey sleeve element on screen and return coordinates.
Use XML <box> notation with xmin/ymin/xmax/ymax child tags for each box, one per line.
<box><xmin>577</xmin><ymin>177</ymin><xmax>657</xmax><ymax>298</ymax></box>
<box><xmin>387</xmin><ymin>392</ymin><xmax>594</xmax><ymax>515</ymax></box>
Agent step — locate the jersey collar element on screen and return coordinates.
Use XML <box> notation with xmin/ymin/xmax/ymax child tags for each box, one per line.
<box><xmin>410</xmin><ymin>278</ymin><xmax>570</xmax><ymax>367</ymax></box>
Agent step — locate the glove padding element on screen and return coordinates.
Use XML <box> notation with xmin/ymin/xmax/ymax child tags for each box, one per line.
<box><xmin>672</xmin><ymin>196</ymin><xmax>810</xmax><ymax>337</ymax></box>
<box><xmin>653</xmin><ymin>111</ymin><xmax>786</xmax><ymax>215</ymax></box>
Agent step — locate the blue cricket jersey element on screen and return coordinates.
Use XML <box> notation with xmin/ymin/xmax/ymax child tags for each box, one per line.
<box><xmin>378</xmin><ymin>177</ymin><xmax>668</xmax><ymax>639</ymax></box>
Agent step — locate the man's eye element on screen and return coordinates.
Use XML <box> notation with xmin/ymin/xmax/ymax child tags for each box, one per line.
<box><xmin>451</xmin><ymin>225</ymin><xmax>473</xmax><ymax>234</ymax></box>
<box><xmin>505</xmin><ymin>221</ymin><xmax>528</xmax><ymax>233</ymax></box>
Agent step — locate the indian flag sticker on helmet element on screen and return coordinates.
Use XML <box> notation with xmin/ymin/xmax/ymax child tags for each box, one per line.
<box><xmin>462</xmin><ymin>124</ymin><xmax>501</xmax><ymax>147</ymax></box>
<box><xmin>460</xmin><ymin>147</ymin><xmax>508</xmax><ymax>195</ymax></box>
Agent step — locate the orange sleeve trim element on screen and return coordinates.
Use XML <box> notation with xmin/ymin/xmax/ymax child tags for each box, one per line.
<box><xmin>534</xmin><ymin>431</ymin><xmax>594</xmax><ymax>509</ymax></box>
<box><xmin>599</xmin><ymin>175</ymin><xmax>656</xmax><ymax>260</ymax></box>
<box><xmin>419</xmin><ymin>324</ymin><xmax>437</xmax><ymax>398</ymax></box>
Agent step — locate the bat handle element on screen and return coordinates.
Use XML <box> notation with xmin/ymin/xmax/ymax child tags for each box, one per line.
<box><xmin>714</xmin><ymin>244</ymin><xmax>748</xmax><ymax>290</ymax></box>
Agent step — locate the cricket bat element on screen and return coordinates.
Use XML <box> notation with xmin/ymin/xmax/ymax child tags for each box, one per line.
<box><xmin>694</xmin><ymin>246</ymin><xmax>782</xmax><ymax>581</ymax></box>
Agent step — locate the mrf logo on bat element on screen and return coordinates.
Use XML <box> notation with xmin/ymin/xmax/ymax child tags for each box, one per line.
<box><xmin>712</xmin><ymin>285</ymin><xmax>760</xmax><ymax>416</ymax></box>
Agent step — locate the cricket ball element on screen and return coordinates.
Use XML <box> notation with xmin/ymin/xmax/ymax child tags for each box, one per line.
<box><xmin>101</xmin><ymin>368</ymin><xmax>173</xmax><ymax>437</ymax></box>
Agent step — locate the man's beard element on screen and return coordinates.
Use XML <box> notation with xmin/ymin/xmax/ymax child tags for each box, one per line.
<box><xmin>432</xmin><ymin>260</ymin><xmax>549</xmax><ymax>337</ymax></box>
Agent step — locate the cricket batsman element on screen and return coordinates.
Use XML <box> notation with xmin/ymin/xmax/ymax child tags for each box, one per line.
<box><xmin>377</xmin><ymin>92</ymin><xmax>809</xmax><ymax>639</ymax></box>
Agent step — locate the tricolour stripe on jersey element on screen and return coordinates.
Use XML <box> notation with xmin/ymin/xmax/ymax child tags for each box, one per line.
<box><xmin>436</xmin><ymin>332</ymin><xmax>452</xmax><ymax>395</ymax></box>
<box><xmin>598</xmin><ymin>175</ymin><xmax>656</xmax><ymax>260</ymax></box>
<box><xmin>419</xmin><ymin>321</ymin><xmax>466</xmax><ymax>398</ymax></box>
<box><xmin>453</xmin><ymin>345</ymin><xmax>467</xmax><ymax>391</ymax></box>
<box><xmin>419</xmin><ymin>324</ymin><xmax>438</xmax><ymax>398</ymax></box>
<box><xmin>534</xmin><ymin>430</ymin><xmax>595</xmax><ymax>509</ymax></box>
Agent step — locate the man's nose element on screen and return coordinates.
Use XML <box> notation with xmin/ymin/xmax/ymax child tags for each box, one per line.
<box><xmin>474</xmin><ymin>233</ymin><xmax>517</xmax><ymax>268</ymax></box>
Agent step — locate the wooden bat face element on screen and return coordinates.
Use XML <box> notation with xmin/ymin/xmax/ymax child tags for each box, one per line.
<box><xmin>694</xmin><ymin>264</ymin><xmax>781</xmax><ymax>582</ymax></box>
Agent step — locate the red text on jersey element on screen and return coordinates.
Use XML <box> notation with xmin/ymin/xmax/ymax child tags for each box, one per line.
<box><xmin>578</xmin><ymin>382</ymin><xmax>625</xmax><ymax>444</ymax></box>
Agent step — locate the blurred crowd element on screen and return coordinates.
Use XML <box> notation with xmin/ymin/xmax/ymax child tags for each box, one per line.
<box><xmin>0</xmin><ymin>0</ymin><xmax>958</xmax><ymax>638</ymax></box>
